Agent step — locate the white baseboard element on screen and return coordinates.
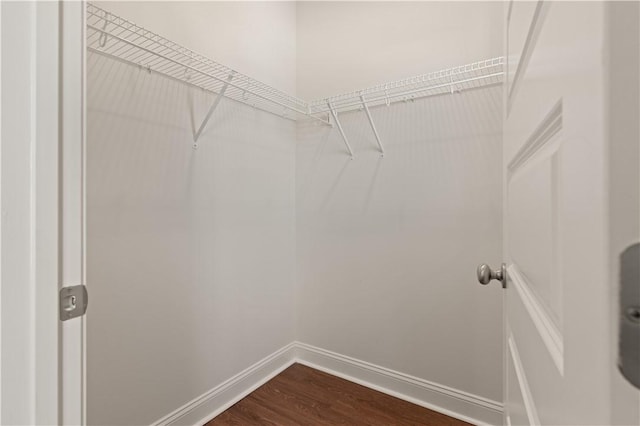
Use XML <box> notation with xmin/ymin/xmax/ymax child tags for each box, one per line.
<box><xmin>151</xmin><ymin>341</ymin><xmax>503</xmax><ymax>426</ymax></box>
<box><xmin>294</xmin><ymin>342</ymin><xmax>503</xmax><ymax>426</ymax></box>
<box><xmin>152</xmin><ymin>342</ymin><xmax>297</xmax><ymax>426</ymax></box>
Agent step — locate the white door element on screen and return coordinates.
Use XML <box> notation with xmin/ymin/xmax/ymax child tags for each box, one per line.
<box><xmin>500</xmin><ymin>1</ymin><xmax>640</xmax><ymax>425</ymax></box>
<box><xmin>1</xmin><ymin>1</ymin><xmax>86</xmax><ymax>424</ymax></box>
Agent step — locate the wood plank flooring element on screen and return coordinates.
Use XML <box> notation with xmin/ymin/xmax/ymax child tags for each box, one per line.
<box><xmin>206</xmin><ymin>363</ymin><xmax>472</xmax><ymax>426</ymax></box>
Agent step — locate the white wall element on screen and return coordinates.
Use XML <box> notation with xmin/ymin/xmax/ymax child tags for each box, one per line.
<box><xmin>296</xmin><ymin>1</ymin><xmax>504</xmax><ymax>405</ymax></box>
<box><xmin>296</xmin><ymin>1</ymin><xmax>503</xmax><ymax>100</ymax></box>
<box><xmin>86</xmin><ymin>2</ymin><xmax>297</xmax><ymax>425</ymax></box>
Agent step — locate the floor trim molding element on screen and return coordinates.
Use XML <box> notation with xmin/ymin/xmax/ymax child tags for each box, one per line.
<box><xmin>295</xmin><ymin>342</ymin><xmax>503</xmax><ymax>426</ymax></box>
<box><xmin>152</xmin><ymin>341</ymin><xmax>503</xmax><ymax>426</ymax></box>
<box><xmin>152</xmin><ymin>343</ymin><xmax>297</xmax><ymax>426</ymax></box>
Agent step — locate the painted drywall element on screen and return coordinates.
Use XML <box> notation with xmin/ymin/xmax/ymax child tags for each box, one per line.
<box><xmin>296</xmin><ymin>1</ymin><xmax>504</xmax><ymax>404</ymax></box>
<box><xmin>296</xmin><ymin>1</ymin><xmax>503</xmax><ymax>100</ymax></box>
<box><xmin>86</xmin><ymin>3</ymin><xmax>297</xmax><ymax>425</ymax></box>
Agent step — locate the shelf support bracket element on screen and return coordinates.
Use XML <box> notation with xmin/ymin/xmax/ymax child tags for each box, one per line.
<box><xmin>194</xmin><ymin>72</ymin><xmax>234</xmax><ymax>143</ymax></box>
<box><xmin>359</xmin><ymin>95</ymin><xmax>384</xmax><ymax>156</ymax></box>
<box><xmin>327</xmin><ymin>102</ymin><xmax>354</xmax><ymax>158</ymax></box>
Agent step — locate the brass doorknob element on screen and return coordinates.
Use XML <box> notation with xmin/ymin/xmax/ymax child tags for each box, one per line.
<box><xmin>477</xmin><ymin>263</ymin><xmax>506</xmax><ymax>288</ymax></box>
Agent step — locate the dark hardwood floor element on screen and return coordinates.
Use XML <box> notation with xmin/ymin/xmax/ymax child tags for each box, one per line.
<box><xmin>206</xmin><ymin>363</ymin><xmax>472</xmax><ymax>426</ymax></box>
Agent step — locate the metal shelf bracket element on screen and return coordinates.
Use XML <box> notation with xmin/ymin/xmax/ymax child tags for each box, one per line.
<box><xmin>359</xmin><ymin>95</ymin><xmax>385</xmax><ymax>156</ymax></box>
<box><xmin>327</xmin><ymin>101</ymin><xmax>354</xmax><ymax>158</ymax></box>
<box><xmin>193</xmin><ymin>72</ymin><xmax>235</xmax><ymax>145</ymax></box>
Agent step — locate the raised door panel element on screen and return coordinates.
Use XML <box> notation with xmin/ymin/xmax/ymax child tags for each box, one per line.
<box><xmin>504</xmin><ymin>1</ymin><xmax>610</xmax><ymax>425</ymax></box>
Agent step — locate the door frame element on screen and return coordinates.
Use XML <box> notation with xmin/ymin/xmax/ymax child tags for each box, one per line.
<box><xmin>59</xmin><ymin>1</ymin><xmax>87</xmax><ymax>425</ymax></box>
<box><xmin>607</xmin><ymin>1</ymin><xmax>640</xmax><ymax>423</ymax></box>
<box><xmin>0</xmin><ymin>1</ymin><xmax>86</xmax><ymax>424</ymax></box>
<box><xmin>0</xmin><ymin>1</ymin><xmax>63</xmax><ymax>424</ymax></box>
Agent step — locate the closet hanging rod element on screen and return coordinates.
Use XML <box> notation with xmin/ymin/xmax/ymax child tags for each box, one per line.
<box><xmin>308</xmin><ymin>57</ymin><xmax>504</xmax><ymax>158</ymax></box>
<box><xmin>86</xmin><ymin>24</ymin><xmax>316</xmax><ymax>119</ymax></box>
<box><xmin>315</xmin><ymin>73</ymin><xmax>502</xmax><ymax>113</ymax></box>
<box><xmin>87</xmin><ymin>47</ymin><xmax>299</xmax><ymax>122</ymax></box>
<box><xmin>86</xmin><ymin>3</ymin><xmax>330</xmax><ymax>126</ymax></box>
<box><xmin>86</xmin><ymin>4</ymin><xmax>301</xmax><ymax>105</ymax></box>
<box><xmin>317</xmin><ymin>57</ymin><xmax>504</xmax><ymax>103</ymax></box>
<box><xmin>309</xmin><ymin>57</ymin><xmax>504</xmax><ymax>115</ymax></box>
<box><xmin>86</xmin><ymin>20</ymin><xmax>296</xmax><ymax>107</ymax></box>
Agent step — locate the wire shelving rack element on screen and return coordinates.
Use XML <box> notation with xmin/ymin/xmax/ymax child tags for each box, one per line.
<box><xmin>86</xmin><ymin>3</ymin><xmax>504</xmax><ymax>155</ymax></box>
<box><xmin>307</xmin><ymin>57</ymin><xmax>504</xmax><ymax>157</ymax></box>
<box><xmin>86</xmin><ymin>2</ymin><xmax>327</xmax><ymax>137</ymax></box>
<box><xmin>308</xmin><ymin>57</ymin><xmax>504</xmax><ymax>115</ymax></box>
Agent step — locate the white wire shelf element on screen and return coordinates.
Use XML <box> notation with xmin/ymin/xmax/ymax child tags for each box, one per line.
<box><xmin>86</xmin><ymin>2</ymin><xmax>503</xmax><ymax>155</ymax></box>
<box><xmin>86</xmin><ymin>3</ymin><xmax>326</xmax><ymax>129</ymax></box>
<box><xmin>308</xmin><ymin>57</ymin><xmax>504</xmax><ymax>115</ymax></box>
